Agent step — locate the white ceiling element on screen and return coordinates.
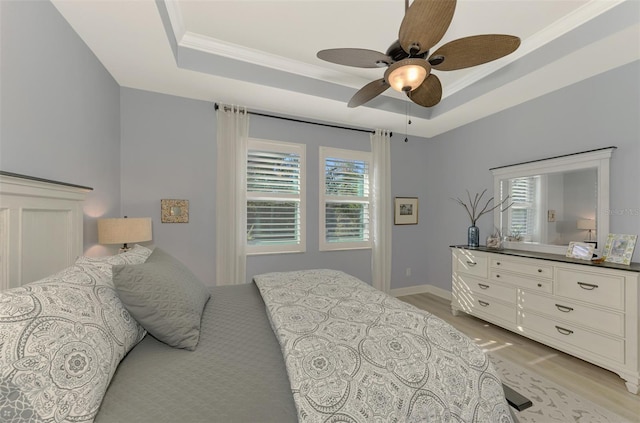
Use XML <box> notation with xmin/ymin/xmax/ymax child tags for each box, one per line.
<box><xmin>51</xmin><ymin>0</ymin><xmax>639</xmax><ymax>138</ymax></box>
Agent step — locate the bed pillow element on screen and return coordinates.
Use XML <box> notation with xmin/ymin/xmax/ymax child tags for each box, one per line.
<box><xmin>0</xmin><ymin>264</ymin><xmax>146</xmax><ymax>423</ymax></box>
<box><xmin>112</xmin><ymin>248</ymin><xmax>211</xmax><ymax>350</ymax></box>
<box><xmin>75</xmin><ymin>244</ymin><xmax>153</xmax><ymax>283</ymax></box>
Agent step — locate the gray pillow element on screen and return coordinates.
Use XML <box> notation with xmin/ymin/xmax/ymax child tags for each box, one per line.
<box><xmin>112</xmin><ymin>247</ymin><xmax>211</xmax><ymax>350</ymax></box>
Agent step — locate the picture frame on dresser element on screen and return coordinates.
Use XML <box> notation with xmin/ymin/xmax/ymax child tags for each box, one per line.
<box><xmin>603</xmin><ymin>233</ymin><xmax>637</xmax><ymax>265</ymax></box>
<box><xmin>565</xmin><ymin>241</ymin><xmax>595</xmax><ymax>260</ymax></box>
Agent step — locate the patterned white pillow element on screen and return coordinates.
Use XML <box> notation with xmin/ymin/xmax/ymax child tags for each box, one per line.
<box><xmin>0</xmin><ymin>262</ymin><xmax>146</xmax><ymax>422</ymax></box>
<box><xmin>75</xmin><ymin>244</ymin><xmax>153</xmax><ymax>282</ymax></box>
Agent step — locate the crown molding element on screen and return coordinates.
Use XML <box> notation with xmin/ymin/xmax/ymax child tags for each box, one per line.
<box><xmin>444</xmin><ymin>0</ymin><xmax>626</xmax><ymax>96</ymax></box>
<box><xmin>164</xmin><ymin>0</ymin><xmax>626</xmax><ymax>99</ymax></box>
<box><xmin>164</xmin><ymin>0</ymin><xmax>186</xmax><ymax>41</ymax></box>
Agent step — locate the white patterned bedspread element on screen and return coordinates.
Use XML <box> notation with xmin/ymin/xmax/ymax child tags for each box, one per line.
<box><xmin>254</xmin><ymin>269</ymin><xmax>513</xmax><ymax>423</ymax></box>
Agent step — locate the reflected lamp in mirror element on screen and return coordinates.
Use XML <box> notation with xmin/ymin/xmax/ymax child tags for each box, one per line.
<box><xmin>577</xmin><ymin>219</ymin><xmax>596</xmax><ymax>242</ymax></box>
<box><xmin>98</xmin><ymin>217</ymin><xmax>152</xmax><ymax>252</ymax></box>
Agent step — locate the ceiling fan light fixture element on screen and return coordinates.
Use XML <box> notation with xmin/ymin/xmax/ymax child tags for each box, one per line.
<box><xmin>384</xmin><ymin>59</ymin><xmax>431</xmax><ymax>92</ymax></box>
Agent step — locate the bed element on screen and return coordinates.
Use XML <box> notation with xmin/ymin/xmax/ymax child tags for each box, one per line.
<box><xmin>0</xmin><ymin>173</ymin><xmax>518</xmax><ymax>423</ymax></box>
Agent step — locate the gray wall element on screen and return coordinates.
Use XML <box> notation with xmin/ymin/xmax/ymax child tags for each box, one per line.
<box><xmin>421</xmin><ymin>60</ymin><xmax>640</xmax><ymax>292</ymax></box>
<box><xmin>120</xmin><ymin>87</ymin><xmax>431</xmax><ymax>286</ymax></box>
<box><xmin>119</xmin><ymin>88</ymin><xmax>217</xmax><ymax>284</ymax></box>
<box><xmin>0</xmin><ymin>0</ymin><xmax>122</xmax><ymax>251</ymax></box>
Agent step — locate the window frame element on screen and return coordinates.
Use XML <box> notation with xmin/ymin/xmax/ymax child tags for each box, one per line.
<box><xmin>246</xmin><ymin>138</ymin><xmax>306</xmax><ymax>255</ymax></box>
<box><xmin>319</xmin><ymin>146</ymin><xmax>372</xmax><ymax>252</ymax></box>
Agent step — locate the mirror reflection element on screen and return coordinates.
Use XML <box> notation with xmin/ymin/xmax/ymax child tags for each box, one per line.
<box><xmin>491</xmin><ymin>147</ymin><xmax>614</xmax><ymax>255</ymax></box>
<box><xmin>499</xmin><ymin>168</ymin><xmax>597</xmax><ymax>247</ymax></box>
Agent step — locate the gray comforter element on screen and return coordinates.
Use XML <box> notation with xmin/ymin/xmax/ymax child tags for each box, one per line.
<box><xmin>95</xmin><ymin>283</ymin><xmax>297</xmax><ymax>422</ymax></box>
<box><xmin>96</xmin><ymin>271</ymin><xmax>512</xmax><ymax>422</ymax></box>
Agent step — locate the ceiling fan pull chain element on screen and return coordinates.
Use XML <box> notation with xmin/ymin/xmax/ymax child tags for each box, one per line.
<box><xmin>405</xmin><ymin>99</ymin><xmax>411</xmax><ymax>142</ymax></box>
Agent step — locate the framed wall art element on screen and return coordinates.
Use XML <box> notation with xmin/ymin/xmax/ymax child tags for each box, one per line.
<box><xmin>602</xmin><ymin>233</ymin><xmax>637</xmax><ymax>265</ymax></box>
<box><xmin>161</xmin><ymin>199</ymin><xmax>189</xmax><ymax>223</ymax></box>
<box><xmin>394</xmin><ymin>197</ymin><xmax>418</xmax><ymax>225</ymax></box>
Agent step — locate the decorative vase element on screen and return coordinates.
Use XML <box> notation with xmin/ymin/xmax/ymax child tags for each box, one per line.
<box><xmin>468</xmin><ymin>225</ymin><xmax>480</xmax><ymax>247</ymax></box>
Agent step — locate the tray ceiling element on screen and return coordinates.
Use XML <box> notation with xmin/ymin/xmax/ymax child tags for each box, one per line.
<box><xmin>51</xmin><ymin>0</ymin><xmax>639</xmax><ymax>138</ymax></box>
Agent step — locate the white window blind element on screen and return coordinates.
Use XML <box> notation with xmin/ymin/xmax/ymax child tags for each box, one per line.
<box><xmin>509</xmin><ymin>176</ymin><xmax>538</xmax><ymax>240</ymax></box>
<box><xmin>246</xmin><ymin>139</ymin><xmax>305</xmax><ymax>254</ymax></box>
<box><xmin>320</xmin><ymin>147</ymin><xmax>371</xmax><ymax>251</ymax></box>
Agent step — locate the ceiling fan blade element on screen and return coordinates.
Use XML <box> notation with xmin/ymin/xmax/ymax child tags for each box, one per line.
<box><xmin>399</xmin><ymin>0</ymin><xmax>456</xmax><ymax>55</ymax></box>
<box><xmin>317</xmin><ymin>48</ymin><xmax>392</xmax><ymax>68</ymax></box>
<box><xmin>429</xmin><ymin>35</ymin><xmax>521</xmax><ymax>71</ymax></box>
<box><xmin>408</xmin><ymin>74</ymin><xmax>442</xmax><ymax>107</ymax></box>
<box><xmin>348</xmin><ymin>79</ymin><xmax>390</xmax><ymax>108</ymax></box>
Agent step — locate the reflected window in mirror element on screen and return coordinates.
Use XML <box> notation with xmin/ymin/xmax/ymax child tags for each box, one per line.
<box><xmin>505</xmin><ymin>175</ymin><xmax>540</xmax><ymax>242</ymax></box>
<box><xmin>492</xmin><ymin>147</ymin><xmax>615</xmax><ymax>256</ymax></box>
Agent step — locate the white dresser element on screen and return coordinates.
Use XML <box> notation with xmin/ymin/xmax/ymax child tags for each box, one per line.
<box><xmin>451</xmin><ymin>246</ymin><xmax>640</xmax><ymax>394</ymax></box>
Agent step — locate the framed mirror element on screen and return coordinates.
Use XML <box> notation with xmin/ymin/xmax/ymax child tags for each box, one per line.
<box><xmin>491</xmin><ymin>147</ymin><xmax>615</xmax><ymax>256</ymax></box>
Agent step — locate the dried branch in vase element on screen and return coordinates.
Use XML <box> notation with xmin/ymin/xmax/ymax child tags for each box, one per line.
<box><xmin>453</xmin><ymin>189</ymin><xmax>513</xmax><ymax>226</ymax></box>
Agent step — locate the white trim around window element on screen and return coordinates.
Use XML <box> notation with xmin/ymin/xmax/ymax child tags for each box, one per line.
<box><xmin>319</xmin><ymin>146</ymin><xmax>372</xmax><ymax>251</ymax></box>
<box><xmin>246</xmin><ymin>139</ymin><xmax>306</xmax><ymax>255</ymax></box>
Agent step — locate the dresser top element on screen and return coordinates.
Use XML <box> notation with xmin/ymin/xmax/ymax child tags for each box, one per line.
<box><xmin>451</xmin><ymin>245</ymin><xmax>640</xmax><ymax>273</ymax></box>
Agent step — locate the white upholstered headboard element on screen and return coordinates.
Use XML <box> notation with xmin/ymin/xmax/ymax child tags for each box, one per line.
<box><xmin>0</xmin><ymin>172</ymin><xmax>92</xmax><ymax>290</ymax></box>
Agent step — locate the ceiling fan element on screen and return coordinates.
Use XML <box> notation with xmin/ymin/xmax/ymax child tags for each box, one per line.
<box><xmin>317</xmin><ymin>0</ymin><xmax>520</xmax><ymax>108</ymax></box>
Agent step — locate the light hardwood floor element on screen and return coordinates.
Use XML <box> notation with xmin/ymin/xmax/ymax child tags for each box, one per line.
<box><xmin>398</xmin><ymin>292</ymin><xmax>640</xmax><ymax>422</ymax></box>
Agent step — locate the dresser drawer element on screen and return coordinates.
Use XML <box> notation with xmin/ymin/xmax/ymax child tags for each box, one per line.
<box><xmin>520</xmin><ymin>312</ymin><xmax>624</xmax><ymax>363</ymax></box>
<box><xmin>490</xmin><ymin>270</ymin><xmax>552</xmax><ymax>294</ymax></box>
<box><xmin>469</xmin><ymin>296</ymin><xmax>515</xmax><ymax>324</ymax></box>
<box><xmin>491</xmin><ymin>257</ymin><xmax>553</xmax><ymax>278</ymax></box>
<box><xmin>454</xmin><ymin>250</ymin><xmax>488</xmax><ymax>278</ymax></box>
<box><xmin>455</xmin><ymin>276</ymin><xmax>516</xmax><ymax>303</ymax></box>
<box><xmin>556</xmin><ymin>269</ymin><xmax>624</xmax><ymax>310</ymax></box>
<box><xmin>520</xmin><ymin>291</ymin><xmax>624</xmax><ymax>337</ymax></box>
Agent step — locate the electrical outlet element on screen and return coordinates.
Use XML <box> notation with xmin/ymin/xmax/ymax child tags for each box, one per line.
<box><xmin>405</xmin><ymin>268</ymin><xmax>411</xmax><ymax>277</ymax></box>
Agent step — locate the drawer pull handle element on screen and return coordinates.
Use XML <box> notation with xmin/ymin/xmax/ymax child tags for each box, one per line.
<box><xmin>538</xmin><ymin>269</ymin><xmax>543</xmax><ymax>273</ymax></box>
<box><xmin>555</xmin><ymin>304</ymin><xmax>574</xmax><ymax>313</ymax></box>
<box><xmin>537</xmin><ymin>283</ymin><xmax>542</xmax><ymax>288</ymax></box>
<box><xmin>478</xmin><ymin>283</ymin><xmax>490</xmax><ymax>289</ymax></box>
<box><xmin>555</xmin><ymin>326</ymin><xmax>574</xmax><ymax>336</ymax></box>
<box><xmin>577</xmin><ymin>282</ymin><xmax>598</xmax><ymax>290</ymax></box>
<box><xmin>466</xmin><ymin>261</ymin><xmax>477</xmax><ymax>266</ymax></box>
<box><xmin>478</xmin><ymin>300</ymin><xmax>490</xmax><ymax>307</ymax></box>
<box><xmin>496</xmin><ymin>262</ymin><xmax>501</xmax><ymax>266</ymax></box>
<box><xmin>495</xmin><ymin>274</ymin><xmax>501</xmax><ymax>278</ymax></box>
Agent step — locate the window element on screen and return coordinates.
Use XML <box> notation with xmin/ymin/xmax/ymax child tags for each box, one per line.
<box><xmin>507</xmin><ymin>176</ymin><xmax>540</xmax><ymax>242</ymax></box>
<box><xmin>319</xmin><ymin>147</ymin><xmax>371</xmax><ymax>251</ymax></box>
<box><xmin>246</xmin><ymin>139</ymin><xmax>305</xmax><ymax>254</ymax></box>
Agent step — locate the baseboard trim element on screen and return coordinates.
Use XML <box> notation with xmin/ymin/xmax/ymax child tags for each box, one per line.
<box><xmin>390</xmin><ymin>284</ymin><xmax>452</xmax><ymax>301</ymax></box>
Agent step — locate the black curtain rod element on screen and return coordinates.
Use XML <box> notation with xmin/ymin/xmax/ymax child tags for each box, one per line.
<box><xmin>214</xmin><ymin>103</ymin><xmax>392</xmax><ymax>137</ymax></box>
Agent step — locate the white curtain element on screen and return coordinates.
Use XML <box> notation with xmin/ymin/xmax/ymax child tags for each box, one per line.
<box><xmin>370</xmin><ymin>129</ymin><xmax>392</xmax><ymax>293</ymax></box>
<box><xmin>215</xmin><ymin>104</ymin><xmax>249</xmax><ymax>285</ymax></box>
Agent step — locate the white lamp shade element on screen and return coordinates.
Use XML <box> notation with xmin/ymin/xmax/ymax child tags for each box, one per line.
<box><xmin>98</xmin><ymin>217</ymin><xmax>152</xmax><ymax>245</ymax></box>
<box><xmin>577</xmin><ymin>219</ymin><xmax>596</xmax><ymax>230</ymax></box>
<box><xmin>384</xmin><ymin>59</ymin><xmax>431</xmax><ymax>92</ymax></box>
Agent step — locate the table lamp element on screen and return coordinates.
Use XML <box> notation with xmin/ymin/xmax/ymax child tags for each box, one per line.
<box><xmin>98</xmin><ymin>216</ymin><xmax>152</xmax><ymax>252</ymax></box>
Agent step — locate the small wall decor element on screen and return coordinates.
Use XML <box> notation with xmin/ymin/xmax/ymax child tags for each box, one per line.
<box><xmin>603</xmin><ymin>233</ymin><xmax>637</xmax><ymax>265</ymax></box>
<box><xmin>565</xmin><ymin>241</ymin><xmax>595</xmax><ymax>260</ymax></box>
<box><xmin>394</xmin><ymin>197</ymin><xmax>418</xmax><ymax>225</ymax></box>
<box><xmin>161</xmin><ymin>199</ymin><xmax>189</xmax><ymax>223</ymax></box>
